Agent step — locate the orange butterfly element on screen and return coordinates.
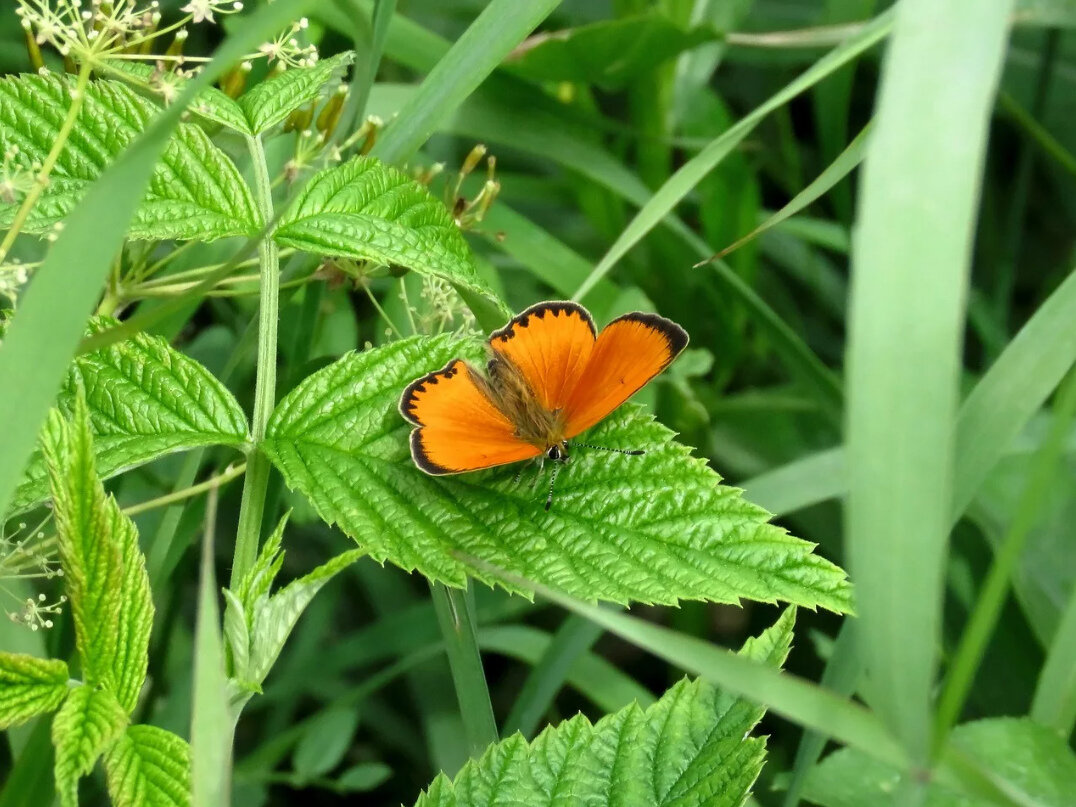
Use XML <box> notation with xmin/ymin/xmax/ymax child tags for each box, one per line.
<box><xmin>399</xmin><ymin>301</ymin><xmax>688</xmax><ymax>509</ymax></box>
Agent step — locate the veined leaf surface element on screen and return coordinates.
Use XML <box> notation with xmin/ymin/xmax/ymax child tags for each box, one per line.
<box><xmin>238</xmin><ymin>52</ymin><xmax>355</xmax><ymax>134</ymax></box>
<box><xmin>52</xmin><ymin>685</ymin><xmax>128</xmax><ymax>807</ymax></box>
<box><xmin>0</xmin><ymin>73</ymin><xmax>260</xmax><ymax>240</ymax></box>
<box><xmin>273</xmin><ymin>156</ymin><xmax>504</xmax><ymax>309</ymax></box>
<box><xmin>104</xmin><ymin>724</ymin><xmax>191</xmax><ymax>807</ymax></box>
<box><xmin>0</xmin><ymin>653</ymin><xmax>69</xmax><ymax>730</ymax></box>
<box><xmin>42</xmin><ymin>396</ymin><xmax>154</xmax><ymax>714</ymax></box>
<box><xmin>11</xmin><ymin>318</ymin><xmax>249</xmax><ymax>514</ymax></box>
<box><xmin>414</xmin><ymin>608</ymin><xmax>795</xmax><ymax>807</ymax></box>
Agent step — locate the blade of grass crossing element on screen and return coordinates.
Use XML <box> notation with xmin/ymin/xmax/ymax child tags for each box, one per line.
<box><xmin>371</xmin><ymin>0</ymin><xmax>562</xmax><ymax>165</ymax></box>
<box><xmin>935</xmin><ymin>366</ymin><xmax>1076</xmax><ymax>743</ymax></box>
<box><xmin>429</xmin><ymin>581</ymin><xmax>498</xmax><ymax>759</ymax></box>
<box><xmin>1032</xmin><ymin>575</ymin><xmax>1076</xmax><ymax>736</ymax></box>
<box><xmin>741</xmin><ymin>264</ymin><xmax>1076</xmax><ymax>521</ymax></box>
<box><xmin>0</xmin><ymin>0</ymin><xmax>313</xmax><ymax>520</ymax></box>
<box><xmin>191</xmin><ymin>486</ymin><xmax>232</xmax><ymax>807</ymax></box>
<box><xmin>845</xmin><ymin>0</ymin><xmax>1014</xmax><ymax>769</ymax></box>
<box><xmin>783</xmin><ymin>620</ymin><xmax>862</xmax><ymax>807</ymax></box>
<box><xmin>501</xmin><ymin>614</ymin><xmax>606</xmax><ymax>739</ymax></box>
<box><xmin>570</xmin><ymin>9</ymin><xmax>894</xmax><ymax>302</ymax></box>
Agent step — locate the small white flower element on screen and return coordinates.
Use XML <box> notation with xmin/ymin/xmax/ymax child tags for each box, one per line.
<box><xmin>180</xmin><ymin>0</ymin><xmax>215</xmax><ymax>24</ymax></box>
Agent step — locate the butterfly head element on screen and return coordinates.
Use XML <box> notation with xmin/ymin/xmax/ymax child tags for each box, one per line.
<box><xmin>545</xmin><ymin>441</ymin><xmax>570</xmax><ymax>464</ymax></box>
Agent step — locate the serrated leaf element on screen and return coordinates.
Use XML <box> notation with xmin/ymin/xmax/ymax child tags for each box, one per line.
<box><xmin>262</xmin><ymin>335</ymin><xmax>851</xmax><ymax>609</ymax></box>
<box><xmin>0</xmin><ymin>653</ymin><xmax>69</xmax><ymax>730</ymax></box>
<box><xmin>11</xmin><ymin>317</ymin><xmax>249</xmax><ymax>514</ymax></box>
<box><xmin>225</xmin><ymin>514</ymin><xmax>362</xmax><ymax>689</ymax></box>
<box><xmin>102</xmin><ymin>61</ymin><xmax>251</xmax><ymax>134</ymax></box>
<box><xmin>238</xmin><ymin>52</ymin><xmax>355</xmax><ymax>134</ymax></box>
<box><xmin>508</xmin><ymin>15</ymin><xmax>721</xmax><ymax>89</ymax></box>
<box><xmin>0</xmin><ymin>73</ymin><xmax>260</xmax><ymax>240</ymax></box>
<box><xmin>273</xmin><ymin>156</ymin><xmax>504</xmax><ymax>308</ymax></box>
<box><xmin>104</xmin><ymin>724</ymin><xmax>191</xmax><ymax>807</ymax></box>
<box><xmin>42</xmin><ymin>395</ymin><xmax>154</xmax><ymax>713</ymax></box>
<box><xmin>52</xmin><ymin>685</ymin><xmax>128</xmax><ymax>807</ymax></box>
<box><xmin>804</xmin><ymin>717</ymin><xmax>1076</xmax><ymax>807</ymax></box>
<box><xmin>414</xmin><ymin>609</ymin><xmax>792</xmax><ymax>807</ymax></box>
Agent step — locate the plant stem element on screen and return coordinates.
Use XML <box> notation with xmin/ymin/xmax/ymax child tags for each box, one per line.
<box><xmin>124</xmin><ymin>463</ymin><xmax>246</xmax><ymax>518</ymax></box>
<box><xmin>0</xmin><ymin>62</ymin><xmax>92</xmax><ymax>263</ymax></box>
<box><xmin>231</xmin><ymin>134</ymin><xmax>280</xmax><ymax>590</ymax></box>
<box><xmin>430</xmin><ymin>581</ymin><xmax>499</xmax><ymax>758</ymax></box>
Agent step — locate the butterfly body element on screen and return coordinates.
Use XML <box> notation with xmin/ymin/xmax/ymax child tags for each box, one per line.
<box><xmin>399</xmin><ymin>301</ymin><xmax>688</xmax><ymax>484</ymax></box>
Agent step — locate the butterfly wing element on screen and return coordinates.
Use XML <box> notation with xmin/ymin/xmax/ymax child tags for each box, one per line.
<box><xmin>399</xmin><ymin>359</ymin><xmax>541</xmax><ymax>475</ymax></box>
<box><xmin>561</xmin><ymin>312</ymin><xmax>689</xmax><ymax>439</ymax></box>
<box><xmin>487</xmin><ymin>301</ymin><xmax>597</xmax><ymax>413</ymax></box>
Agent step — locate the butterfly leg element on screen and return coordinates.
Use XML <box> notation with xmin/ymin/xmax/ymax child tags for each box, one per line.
<box><xmin>528</xmin><ymin>456</ymin><xmax>545</xmax><ymax>489</ymax></box>
<box><xmin>544</xmin><ymin>462</ymin><xmax>562</xmax><ymax>511</ymax></box>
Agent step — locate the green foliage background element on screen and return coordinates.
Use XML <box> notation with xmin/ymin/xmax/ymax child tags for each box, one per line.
<box><xmin>1</xmin><ymin>0</ymin><xmax>1075</xmax><ymax>806</ymax></box>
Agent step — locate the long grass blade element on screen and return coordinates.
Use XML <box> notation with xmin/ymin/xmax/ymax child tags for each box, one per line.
<box><xmin>844</xmin><ymin>0</ymin><xmax>1014</xmax><ymax>768</ymax></box>
<box><xmin>1032</xmin><ymin>572</ymin><xmax>1076</xmax><ymax>736</ymax></box>
<box><xmin>570</xmin><ymin>9</ymin><xmax>893</xmax><ymax>302</ymax></box>
<box><xmin>371</xmin><ymin>0</ymin><xmax>562</xmax><ymax>165</ymax></box>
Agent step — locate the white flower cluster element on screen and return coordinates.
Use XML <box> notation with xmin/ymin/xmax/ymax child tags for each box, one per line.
<box><xmin>0</xmin><ymin>517</ymin><xmax>66</xmax><ymax>631</ymax></box>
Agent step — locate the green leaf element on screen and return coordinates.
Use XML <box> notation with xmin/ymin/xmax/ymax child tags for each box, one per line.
<box><xmin>0</xmin><ymin>0</ymin><xmax>313</xmax><ymax>526</ymax></box>
<box><xmin>101</xmin><ymin>61</ymin><xmax>251</xmax><ymax>135</ymax></box>
<box><xmin>11</xmin><ymin>317</ymin><xmax>249</xmax><ymax>514</ymax></box>
<box><xmin>104</xmin><ymin>725</ymin><xmax>191</xmax><ymax>807</ymax></box>
<box><xmin>413</xmin><ymin>609</ymin><xmax>794</xmax><ymax>807</ymax></box>
<box><xmin>52</xmin><ymin>685</ymin><xmax>128</xmax><ymax>807</ymax></box>
<box><xmin>274</xmin><ymin>156</ymin><xmax>503</xmax><ymax>308</ymax></box>
<box><xmin>238</xmin><ymin>52</ymin><xmax>355</xmax><ymax>134</ymax></box>
<box><xmin>335</xmin><ymin>762</ymin><xmax>392</xmax><ymax>792</ymax></box>
<box><xmin>226</xmin><ymin>515</ymin><xmax>363</xmax><ymax>690</ymax></box>
<box><xmin>0</xmin><ymin>73</ymin><xmax>260</xmax><ymax>240</ymax></box>
<box><xmin>262</xmin><ymin>334</ymin><xmax>851</xmax><ymax>610</ymax></box>
<box><xmin>803</xmin><ymin>718</ymin><xmax>1076</xmax><ymax>807</ymax></box>
<box><xmin>291</xmin><ymin>706</ymin><xmax>361</xmax><ymax>781</ymax></box>
<box><xmin>41</xmin><ymin>394</ymin><xmax>154</xmax><ymax>714</ymax></box>
<box><xmin>0</xmin><ymin>653</ymin><xmax>69</xmax><ymax>730</ymax></box>
<box><xmin>844</xmin><ymin>0</ymin><xmax>1014</xmax><ymax>763</ymax></box>
<box><xmin>507</xmin><ymin>15</ymin><xmax>721</xmax><ymax>88</ymax></box>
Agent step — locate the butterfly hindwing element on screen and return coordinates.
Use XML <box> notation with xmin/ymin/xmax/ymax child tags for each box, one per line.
<box><xmin>488</xmin><ymin>301</ymin><xmax>597</xmax><ymax>413</ymax></box>
<box><xmin>562</xmin><ymin>312</ymin><xmax>689</xmax><ymax>439</ymax></box>
<box><xmin>400</xmin><ymin>359</ymin><xmax>542</xmax><ymax>475</ymax></box>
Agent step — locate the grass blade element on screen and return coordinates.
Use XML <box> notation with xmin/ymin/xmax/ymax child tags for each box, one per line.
<box><xmin>0</xmin><ymin>0</ymin><xmax>313</xmax><ymax>520</ymax></box>
<box><xmin>936</xmin><ymin>367</ymin><xmax>1076</xmax><ymax>741</ymax></box>
<box><xmin>371</xmin><ymin>0</ymin><xmax>562</xmax><ymax>165</ymax></box>
<box><xmin>1032</xmin><ymin>573</ymin><xmax>1076</xmax><ymax>736</ymax></box>
<box><xmin>701</xmin><ymin>123</ymin><xmax>871</xmax><ymax>261</ymax></box>
<box><xmin>844</xmin><ymin>0</ymin><xmax>1014</xmax><ymax>766</ymax></box>
<box><xmin>190</xmin><ymin>486</ymin><xmax>232</xmax><ymax>807</ymax></box>
<box><xmin>570</xmin><ymin>9</ymin><xmax>893</xmax><ymax>302</ymax></box>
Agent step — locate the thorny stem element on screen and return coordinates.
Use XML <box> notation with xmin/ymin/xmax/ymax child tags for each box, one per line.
<box><xmin>231</xmin><ymin>134</ymin><xmax>279</xmax><ymax>590</ymax></box>
<box><xmin>0</xmin><ymin>60</ymin><xmax>92</xmax><ymax>263</ymax></box>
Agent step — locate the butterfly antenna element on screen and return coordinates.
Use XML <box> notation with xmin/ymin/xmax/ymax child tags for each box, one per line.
<box><xmin>569</xmin><ymin>441</ymin><xmax>644</xmax><ymax>456</ymax></box>
<box><xmin>545</xmin><ymin>463</ymin><xmax>561</xmax><ymax>511</ymax></box>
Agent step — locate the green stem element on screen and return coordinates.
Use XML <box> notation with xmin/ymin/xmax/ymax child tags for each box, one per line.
<box><xmin>231</xmin><ymin>134</ymin><xmax>280</xmax><ymax>590</ymax></box>
<box><xmin>430</xmin><ymin>581</ymin><xmax>499</xmax><ymax>758</ymax></box>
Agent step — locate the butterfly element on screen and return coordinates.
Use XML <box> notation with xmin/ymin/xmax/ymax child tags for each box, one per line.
<box><xmin>399</xmin><ymin>301</ymin><xmax>689</xmax><ymax>509</ymax></box>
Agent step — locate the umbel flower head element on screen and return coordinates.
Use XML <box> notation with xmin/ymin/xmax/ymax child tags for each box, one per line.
<box><xmin>16</xmin><ymin>0</ymin><xmax>316</xmax><ymax>72</ymax></box>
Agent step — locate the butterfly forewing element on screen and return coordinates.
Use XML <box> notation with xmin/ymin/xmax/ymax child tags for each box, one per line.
<box><xmin>487</xmin><ymin>301</ymin><xmax>596</xmax><ymax>413</ymax></box>
<box><xmin>562</xmin><ymin>312</ymin><xmax>689</xmax><ymax>439</ymax></box>
<box><xmin>400</xmin><ymin>359</ymin><xmax>542</xmax><ymax>474</ymax></box>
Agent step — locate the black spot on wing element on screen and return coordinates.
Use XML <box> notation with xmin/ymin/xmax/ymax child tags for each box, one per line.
<box><xmin>488</xmin><ymin>300</ymin><xmax>597</xmax><ymax>345</ymax></box>
<box><xmin>398</xmin><ymin>358</ymin><xmax>465</xmax><ymax>426</ymax></box>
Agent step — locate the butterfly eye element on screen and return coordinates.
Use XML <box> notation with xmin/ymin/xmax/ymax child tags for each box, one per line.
<box><xmin>546</xmin><ymin>445</ymin><xmax>562</xmax><ymax>461</ymax></box>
